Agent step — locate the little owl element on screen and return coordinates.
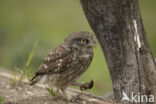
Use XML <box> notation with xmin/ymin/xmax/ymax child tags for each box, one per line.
<box><xmin>30</xmin><ymin>31</ymin><xmax>96</xmax><ymax>97</ymax></box>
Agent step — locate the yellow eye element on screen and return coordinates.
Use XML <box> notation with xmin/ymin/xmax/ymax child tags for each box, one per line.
<box><xmin>81</xmin><ymin>39</ymin><xmax>87</xmax><ymax>43</ymax></box>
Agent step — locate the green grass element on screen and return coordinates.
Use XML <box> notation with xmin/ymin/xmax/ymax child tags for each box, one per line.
<box><xmin>0</xmin><ymin>96</ymin><xmax>5</xmax><ymax>104</ymax></box>
<box><xmin>45</xmin><ymin>86</ymin><xmax>59</xmax><ymax>98</ymax></box>
<box><xmin>24</xmin><ymin>40</ymin><xmax>38</xmax><ymax>80</ymax></box>
<box><xmin>9</xmin><ymin>40</ymin><xmax>38</xmax><ymax>86</ymax></box>
<box><xmin>0</xmin><ymin>0</ymin><xmax>155</xmax><ymax>95</ymax></box>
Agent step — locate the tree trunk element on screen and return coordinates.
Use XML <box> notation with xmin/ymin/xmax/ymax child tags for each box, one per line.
<box><xmin>80</xmin><ymin>0</ymin><xmax>156</xmax><ymax>104</ymax></box>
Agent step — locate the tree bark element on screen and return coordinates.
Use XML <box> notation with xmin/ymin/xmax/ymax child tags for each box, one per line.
<box><xmin>80</xmin><ymin>0</ymin><xmax>156</xmax><ymax>104</ymax></box>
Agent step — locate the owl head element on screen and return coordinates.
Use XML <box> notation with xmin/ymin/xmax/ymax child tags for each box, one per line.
<box><xmin>64</xmin><ymin>31</ymin><xmax>96</xmax><ymax>50</ymax></box>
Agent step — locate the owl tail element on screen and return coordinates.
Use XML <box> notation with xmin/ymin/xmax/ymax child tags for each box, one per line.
<box><xmin>30</xmin><ymin>74</ymin><xmax>47</xmax><ymax>85</ymax></box>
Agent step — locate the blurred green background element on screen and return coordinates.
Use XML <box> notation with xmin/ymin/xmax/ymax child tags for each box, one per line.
<box><xmin>0</xmin><ymin>0</ymin><xmax>155</xmax><ymax>96</ymax></box>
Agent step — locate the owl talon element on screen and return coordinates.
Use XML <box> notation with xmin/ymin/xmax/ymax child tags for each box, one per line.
<box><xmin>80</xmin><ymin>80</ymin><xmax>94</xmax><ymax>91</ymax></box>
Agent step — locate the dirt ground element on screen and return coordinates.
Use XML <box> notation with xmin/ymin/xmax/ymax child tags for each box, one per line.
<box><xmin>0</xmin><ymin>70</ymin><xmax>81</xmax><ymax>104</ymax></box>
<box><xmin>0</xmin><ymin>68</ymin><xmax>111</xmax><ymax>104</ymax></box>
<box><xmin>0</xmin><ymin>72</ymin><xmax>55</xmax><ymax>104</ymax></box>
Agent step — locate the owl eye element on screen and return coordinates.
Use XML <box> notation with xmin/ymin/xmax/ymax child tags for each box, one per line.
<box><xmin>80</xmin><ymin>39</ymin><xmax>88</xmax><ymax>44</ymax></box>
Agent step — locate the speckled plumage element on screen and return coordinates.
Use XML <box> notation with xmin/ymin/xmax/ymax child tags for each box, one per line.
<box><xmin>30</xmin><ymin>31</ymin><xmax>96</xmax><ymax>95</ymax></box>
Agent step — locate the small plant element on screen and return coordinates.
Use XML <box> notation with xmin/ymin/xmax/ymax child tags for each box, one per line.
<box><xmin>45</xmin><ymin>86</ymin><xmax>59</xmax><ymax>98</ymax></box>
<box><xmin>0</xmin><ymin>96</ymin><xmax>5</xmax><ymax>104</ymax></box>
<box><xmin>9</xmin><ymin>67</ymin><xmax>21</xmax><ymax>86</ymax></box>
<box><xmin>10</xmin><ymin>40</ymin><xmax>38</xmax><ymax>86</ymax></box>
<box><xmin>24</xmin><ymin>40</ymin><xmax>38</xmax><ymax>80</ymax></box>
<box><xmin>18</xmin><ymin>40</ymin><xmax>38</xmax><ymax>84</ymax></box>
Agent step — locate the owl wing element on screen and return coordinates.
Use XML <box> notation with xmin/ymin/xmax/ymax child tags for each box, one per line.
<box><xmin>30</xmin><ymin>44</ymin><xmax>76</xmax><ymax>85</ymax></box>
<box><xmin>35</xmin><ymin>45</ymin><xmax>74</xmax><ymax>75</ymax></box>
